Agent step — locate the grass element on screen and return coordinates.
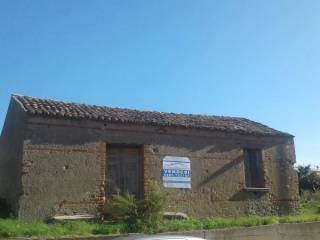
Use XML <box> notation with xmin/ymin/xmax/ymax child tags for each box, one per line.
<box><xmin>1</xmin><ymin>214</ymin><xmax>320</xmax><ymax>238</ymax></box>
<box><xmin>0</xmin><ymin>192</ymin><xmax>320</xmax><ymax>238</ymax></box>
<box><xmin>300</xmin><ymin>191</ymin><xmax>320</xmax><ymax>215</ymax></box>
<box><xmin>0</xmin><ymin>219</ymin><xmax>128</xmax><ymax>238</ymax></box>
<box><xmin>158</xmin><ymin>214</ymin><xmax>320</xmax><ymax>233</ymax></box>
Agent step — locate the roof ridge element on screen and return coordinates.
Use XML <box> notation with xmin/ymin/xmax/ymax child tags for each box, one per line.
<box><xmin>16</xmin><ymin>94</ymin><xmax>240</xmax><ymax>120</ymax></box>
<box><xmin>10</xmin><ymin>94</ymin><xmax>293</xmax><ymax>137</ymax></box>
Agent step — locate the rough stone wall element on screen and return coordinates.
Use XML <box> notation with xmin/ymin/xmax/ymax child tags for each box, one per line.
<box><xmin>264</xmin><ymin>142</ymin><xmax>299</xmax><ymax>214</ymax></box>
<box><xmin>19</xmin><ymin>142</ymin><xmax>106</xmax><ymax>220</ymax></box>
<box><xmin>143</xmin><ymin>140</ymin><xmax>298</xmax><ymax>217</ymax></box>
<box><xmin>153</xmin><ymin>222</ymin><xmax>320</xmax><ymax>240</ymax></box>
<box><xmin>0</xmin><ymin>98</ymin><xmax>26</xmax><ymax>215</ymax></box>
<box><xmin>18</xmin><ymin>116</ymin><xmax>298</xmax><ymax>219</ymax></box>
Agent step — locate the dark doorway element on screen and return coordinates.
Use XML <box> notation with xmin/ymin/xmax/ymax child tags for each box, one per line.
<box><xmin>106</xmin><ymin>144</ymin><xmax>143</xmax><ymax>199</ymax></box>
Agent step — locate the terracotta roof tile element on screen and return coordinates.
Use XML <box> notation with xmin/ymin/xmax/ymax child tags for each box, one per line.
<box><xmin>12</xmin><ymin>95</ymin><xmax>292</xmax><ymax>137</ymax></box>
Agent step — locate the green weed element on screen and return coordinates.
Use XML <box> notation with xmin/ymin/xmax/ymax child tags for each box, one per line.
<box><xmin>0</xmin><ymin>191</ymin><xmax>319</xmax><ymax>238</ymax></box>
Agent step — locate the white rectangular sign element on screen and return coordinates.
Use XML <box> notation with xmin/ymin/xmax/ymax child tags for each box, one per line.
<box><xmin>162</xmin><ymin>156</ymin><xmax>191</xmax><ymax>188</ymax></box>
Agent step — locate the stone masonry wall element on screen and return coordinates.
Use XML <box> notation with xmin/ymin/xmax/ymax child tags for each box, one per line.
<box><xmin>18</xmin><ymin>116</ymin><xmax>298</xmax><ymax>219</ymax></box>
<box><xmin>19</xmin><ymin>142</ymin><xmax>106</xmax><ymax>220</ymax></box>
<box><xmin>143</xmin><ymin>142</ymin><xmax>298</xmax><ymax>217</ymax></box>
<box><xmin>0</xmin><ymin>98</ymin><xmax>26</xmax><ymax>215</ymax></box>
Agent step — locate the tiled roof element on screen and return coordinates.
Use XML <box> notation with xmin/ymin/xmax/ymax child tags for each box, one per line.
<box><xmin>12</xmin><ymin>95</ymin><xmax>292</xmax><ymax>137</ymax></box>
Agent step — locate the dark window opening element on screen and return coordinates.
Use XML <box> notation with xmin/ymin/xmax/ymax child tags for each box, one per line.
<box><xmin>244</xmin><ymin>149</ymin><xmax>264</xmax><ymax>188</ymax></box>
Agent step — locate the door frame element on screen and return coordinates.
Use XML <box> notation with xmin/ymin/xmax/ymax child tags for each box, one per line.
<box><xmin>105</xmin><ymin>143</ymin><xmax>144</xmax><ymax>200</ymax></box>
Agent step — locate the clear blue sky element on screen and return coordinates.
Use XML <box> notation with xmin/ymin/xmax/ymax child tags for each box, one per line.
<box><xmin>0</xmin><ymin>0</ymin><xmax>319</xmax><ymax>167</ymax></box>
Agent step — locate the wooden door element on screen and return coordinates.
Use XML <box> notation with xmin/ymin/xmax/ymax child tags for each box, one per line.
<box><xmin>106</xmin><ymin>145</ymin><xmax>143</xmax><ymax>199</ymax></box>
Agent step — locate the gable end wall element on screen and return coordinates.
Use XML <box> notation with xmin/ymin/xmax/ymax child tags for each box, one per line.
<box><xmin>0</xmin><ymin>98</ymin><xmax>27</xmax><ymax>215</ymax></box>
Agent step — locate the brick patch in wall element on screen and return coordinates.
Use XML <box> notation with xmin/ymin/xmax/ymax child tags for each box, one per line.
<box><xmin>143</xmin><ymin>144</ymin><xmax>155</xmax><ymax>196</ymax></box>
<box><xmin>97</xmin><ymin>143</ymin><xmax>107</xmax><ymax>213</ymax></box>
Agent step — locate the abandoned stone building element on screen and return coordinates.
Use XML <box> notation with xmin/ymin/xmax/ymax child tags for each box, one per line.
<box><xmin>0</xmin><ymin>95</ymin><xmax>299</xmax><ymax>220</ymax></box>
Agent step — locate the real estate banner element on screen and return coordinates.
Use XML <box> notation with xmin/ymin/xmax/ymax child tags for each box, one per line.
<box><xmin>162</xmin><ymin>156</ymin><xmax>191</xmax><ymax>188</ymax></box>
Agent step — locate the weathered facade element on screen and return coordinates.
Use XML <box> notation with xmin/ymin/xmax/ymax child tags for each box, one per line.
<box><xmin>0</xmin><ymin>95</ymin><xmax>299</xmax><ymax>220</ymax></box>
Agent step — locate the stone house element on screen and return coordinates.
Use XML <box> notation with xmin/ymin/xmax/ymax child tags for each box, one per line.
<box><xmin>0</xmin><ymin>95</ymin><xmax>299</xmax><ymax>220</ymax></box>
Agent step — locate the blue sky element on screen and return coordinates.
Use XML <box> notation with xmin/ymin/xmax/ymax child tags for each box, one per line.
<box><xmin>0</xmin><ymin>0</ymin><xmax>319</xmax><ymax>167</ymax></box>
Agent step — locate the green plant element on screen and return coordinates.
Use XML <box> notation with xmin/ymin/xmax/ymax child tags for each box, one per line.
<box><xmin>139</xmin><ymin>181</ymin><xmax>167</xmax><ymax>231</ymax></box>
<box><xmin>106</xmin><ymin>181</ymin><xmax>167</xmax><ymax>232</ymax></box>
<box><xmin>1</xmin><ymin>186</ymin><xmax>319</xmax><ymax>237</ymax></box>
<box><xmin>107</xmin><ymin>192</ymin><xmax>139</xmax><ymax>225</ymax></box>
<box><xmin>300</xmin><ymin>190</ymin><xmax>320</xmax><ymax>214</ymax></box>
<box><xmin>0</xmin><ymin>218</ymin><xmax>128</xmax><ymax>238</ymax></box>
<box><xmin>297</xmin><ymin>165</ymin><xmax>320</xmax><ymax>194</ymax></box>
<box><xmin>1</xmin><ymin>211</ymin><xmax>320</xmax><ymax>237</ymax></box>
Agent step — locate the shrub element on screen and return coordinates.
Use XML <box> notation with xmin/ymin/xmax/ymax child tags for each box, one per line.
<box><xmin>300</xmin><ymin>191</ymin><xmax>320</xmax><ymax>214</ymax></box>
<box><xmin>107</xmin><ymin>192</ymin><xmax>139</xmax><ymax>225</ymax></box>
<box><xmin>297</xmin><ymin>165</ymin><xmax>320</xmax><ymax>194</ymax></box>
<box><xmin>139</xmin><ymin>181</ymin><xmax>167</xmax><ymax>231</ymax></box>
<box><xmin>106</xmin><ymin>181</ymin><xmax>167</xmax><ymax>232</ymax></box>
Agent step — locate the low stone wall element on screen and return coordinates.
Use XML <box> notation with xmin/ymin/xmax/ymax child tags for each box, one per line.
<box><xmin>9</xmin><ymin>221</ymin><xmax>320</xmax><ymax>240</ymax></box>
<box><xmin>206</xmin><ymin>221</ymin><xmax>320</xmax><ymax>240</ymax></box>
<box><xmin>162</xmin><ymin>221</ymin><xmax>320</xmax><ymax>240</ymax></box>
